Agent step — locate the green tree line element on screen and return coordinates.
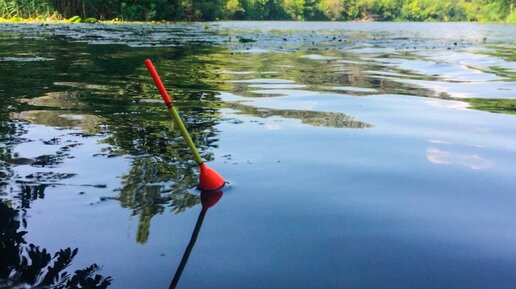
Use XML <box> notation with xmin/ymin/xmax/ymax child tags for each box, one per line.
<box><xmin>0</xmin><ymin>0</ymin><xmax>515</xmax><ymax>22</ymax></box>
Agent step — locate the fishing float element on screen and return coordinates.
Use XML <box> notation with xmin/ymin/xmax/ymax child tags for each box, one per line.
<box><xmin>144</xmin><ymin>59</ymin><xmax>225</xmax><ymax>191</ymax></box>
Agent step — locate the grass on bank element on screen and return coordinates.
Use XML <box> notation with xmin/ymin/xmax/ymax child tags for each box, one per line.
<box><xmin>1</xmin><ymin>16</ymin><xmax>516</xmax><ymax>24</ymax></box>
<box><xmin>0</xmin><ymin>13</ymin><xmax>178</xmax><ymax>24</ymax></box>
<box><xmin>0</xmin><ymin>15</ymin><xmax>102</xmax><ymax>24</ymax></box>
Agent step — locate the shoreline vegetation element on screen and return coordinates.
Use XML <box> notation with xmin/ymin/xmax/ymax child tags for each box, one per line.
<box><xmin>0</xmin><ymin>0</ymin><xmax>515</xmax><ymax>23</ymax></box>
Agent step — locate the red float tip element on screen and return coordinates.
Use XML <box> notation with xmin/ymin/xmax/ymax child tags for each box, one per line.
<box><xmin>144</xmin><ymin>58</ymin><xmax>173</xmax><ymax>107</ymax></box>
<box><xmin>199</xmin><ymin>163</ymin><xmax>225</xmax><ymax>191</ymax></box>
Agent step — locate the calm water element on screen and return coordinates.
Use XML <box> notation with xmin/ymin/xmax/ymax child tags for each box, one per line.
<box><xmin>1</xmin><ymin>22</ymin><xmax>516</xmax><ymax>289</ymax></box>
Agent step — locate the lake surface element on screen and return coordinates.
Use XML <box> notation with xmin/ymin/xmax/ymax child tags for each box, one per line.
<box><xmin>1</xmin><ymin>22</ymin><xmax>516</xmax><ymax>289</ymax></box>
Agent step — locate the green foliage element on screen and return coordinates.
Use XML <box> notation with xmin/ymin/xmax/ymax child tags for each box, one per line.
<box><xmin>68</xmin><ymin>15</ymin><xmax>81</xmax><ymax>22</ymax></box>
<box><xmin>224</xmin><ymin>0</ymin><xmax>245</xmax><ymax>18</ymax></box>
<box><xmin>83</xmin><ymin>17</ymin><xmax>98</xmax><ymax>23</ymax></box>
<box><xmin>0</xmin><ymin>0</ymin><xmax>514</xmax><ymax>21</ymax></box>
<box><xmin>317</xmin><ymin>0</ymin><xmax>357</xmax><ymax>20</ymax></box>
<box><xmin>358</xmin><ymin>0</ymin><xmax>402</xmax><ymax>20</ymax></box>
<box><xmin>284</xmin><ymin>0</ymin><xmax>305</xmax><ymax>20</ymax></box>
<box><xmin>237</xmin><ymin>0</ymin><xmax>288</xmax><ymax>20</ymax></box>
<box><xmin>479</xmin><ymin>0</ymin><xmax>508</xmax><ymax>21</ymax></box>
<box><xmin>507</xmin><ymin>10</ymin><xmax>516</xmax><ymax>22</ymax></box>
<box><xmin>400</xmin><ymin>0</ymin><xmax>459</xmax><ymax>21</ymax></box>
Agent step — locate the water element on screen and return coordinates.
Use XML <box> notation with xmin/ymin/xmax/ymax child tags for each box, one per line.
<box><xmin>1</xmin><ymin>22</ymin><xmax>515</xmax><ymax>289</ymax></box>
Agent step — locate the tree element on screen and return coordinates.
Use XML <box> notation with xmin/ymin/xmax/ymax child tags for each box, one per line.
<box><xmin>224</xmin><ymin>0</ymin><xmax>245</xmax><ymax>18</ymax></box>
<box><xmin>283</xmin><ymin>0</ymin><xmax>305</xmax><ymax>19</ymax></box>
<box><xmin>317</xmin><ymin>0</ymin><xmax>357</xmax><ymax>20</ymax></box>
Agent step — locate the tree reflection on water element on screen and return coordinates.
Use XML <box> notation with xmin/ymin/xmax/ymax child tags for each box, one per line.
<box><xmin>0</xmin><ymin>67</ymin><xmax>112</xmax><ymax>288</ymax></box>
<box><xmin>1</xmin><ymin>33</ymin><xmax>380</xmax><ymax>246</ymax></box>
<box><xmin>0</xmin><ymin>131</ymin><xmax>112</xmax><ymax>287</ymax></box>
<box><xmin>101</xmin><ymin>90</ymin><xmax>222</xmax><ymax>243</ymax></box>
<box><xmin>0</xmin><ymin>202</ymin><xmax>112</xmax><ymax>289</ymax></box>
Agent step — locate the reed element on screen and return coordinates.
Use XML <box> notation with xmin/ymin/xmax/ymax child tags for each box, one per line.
<box><xmin>0</xmin><ymin>0</ymin><xmax>56</xmax><ymax>19</ymax></box>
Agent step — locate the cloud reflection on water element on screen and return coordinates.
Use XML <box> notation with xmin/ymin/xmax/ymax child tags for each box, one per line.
<box><xmin>426</xmin><ymin>147</ymin><xmax>493</xmax><ymax>170</ymax></box>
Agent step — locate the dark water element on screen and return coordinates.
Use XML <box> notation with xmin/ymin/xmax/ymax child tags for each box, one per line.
<box><xmin>1</xmin><ymin>22</ymin><xmax>516</xmax><ymax>289</ymax></box>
